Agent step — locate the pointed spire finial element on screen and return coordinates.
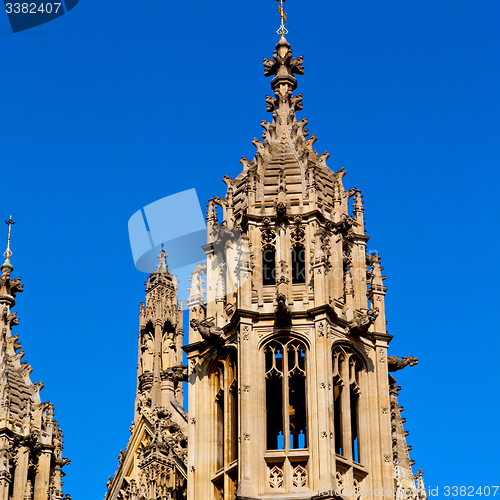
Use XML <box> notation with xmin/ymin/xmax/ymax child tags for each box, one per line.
<box><xmin>156</xmin><ymin>247</ymin><xmax>168</xmax><ymax>273</ymax></box>
<box><xmin>3</xmin><ymin>216</ymin><xmax>15</xmax><ymax>264</ymax></box>
<box><xmin>276</xmin><ymin>0</ymin><xmax>288</xmax><ymax>39</ymax></box>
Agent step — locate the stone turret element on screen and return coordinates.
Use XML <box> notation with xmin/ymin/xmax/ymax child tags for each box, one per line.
<box><xmin>105</xmin><ymin>249</ymin><xmax>187</xmax><ymax>500</ymax></box>
<box><xmin>0</xmin><ymin>218</ymin><xmax>71</xmax><ymax>500</ymax></box>
<box><xmin>184</xmin><ymin>27</ymin><xmax>424</xmax><ymax>500</ymax></box>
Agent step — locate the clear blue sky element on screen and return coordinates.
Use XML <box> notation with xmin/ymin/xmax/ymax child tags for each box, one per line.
<box><xmin>1</xmin><ymin>1</ymin><xmax>499</xmax><ymax>498</ymax></box>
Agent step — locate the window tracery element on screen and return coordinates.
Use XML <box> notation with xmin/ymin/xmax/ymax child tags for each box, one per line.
<box><xmin>212</xmin><ymin>352</ymin><xmax>238</xmax><ymax>497</ymax></box>
<box><xmin>265</xmin><ymin>338</ymin><xmax>307</xmax><ymax>451</ymax></box>
<box><xmin>333</xmin><ymin>345</ymin><xmax>364</xmax><ymax>464</ymax></box>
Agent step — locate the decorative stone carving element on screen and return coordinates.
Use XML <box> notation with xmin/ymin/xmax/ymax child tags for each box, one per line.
<box><xmin>292</xmin><ymin>464</ymin><xmax>307</xmax><ymax>488</ymax></box>
<box><xmin>388</xmin><ymin>355</ymin><xmax>419</xmax><ymax>372</ymax></box>
<box><xmin>190</xmin><ymin>318</ymin><xmax>225</xmax><ymax>344</ymax></box>
<box><xmin>274</xmin><ymin>293</ymin><xmax>291</xmax><ymax>327</ymax></box>
<box><xmin>349</xmin><ymin>308</ymin><xmax>379</xmax><ymax>334</ymax></box>
<box><xmin>268</xmin><ymin>465</ymin><xmax>284</xmax><ymax>489</ymax></box>
<box><xmin>241</xmin><ymin>325</ymin><xmax>250</xmax><ymax>341</ymax></box>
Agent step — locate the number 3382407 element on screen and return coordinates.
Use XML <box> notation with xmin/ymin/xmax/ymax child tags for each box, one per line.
<box><xmin>5</xmin><ymin>3</ymin><xmax>62</xmax><ymax>14</ymax></box>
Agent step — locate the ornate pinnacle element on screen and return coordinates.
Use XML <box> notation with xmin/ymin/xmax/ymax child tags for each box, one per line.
<box><xmin>156</xmin><ymin>247</ymin><xmax>168</xmax><ymax>273</ymax></box>
<box><xmin>3</xmin><ymin>216</ymin><xmax>15</xmax><ymax>264</ymax></box>
<box><xmin>276</xmin><ymin>0</ymin><xmax>288</xmax><ymax>39</ymax></box>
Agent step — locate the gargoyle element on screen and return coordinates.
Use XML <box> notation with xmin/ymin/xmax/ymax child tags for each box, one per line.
<box><xmin>9</xmin><ymin>277</ymin><xmax>23</xmax><ymax>297</ymax></box>
<box><xmin>274</xmin><ymin>293</ymin><xmax>292</xmax><ymax>327</ymax></box>
<box><xmin>164</xmin><ymin>365</ymin><xmax>188</xmax><ymax>382</ymax></box>
<box><xmin>387</xmin><ymin>355</ymin><xmax>419</xmax><ymax>372</ymax></box>
<box><xmin>213</xmin><ymin>195</ymin><xmax>227</xmax><ymax>209</ymax></box>
<box><xmin>290</xmin><ymin>55</ymin><xmax>305</xmax><ymax>75</ymax></box>
<box><xmin>334</xmin><ymin>215</ymin><xmax>356</xmax><ymax>235</ymax></box>
<box><xmin>263</xmin><ymin>56</ymin><xmax>278</xmax><ymax>77</ymax></box>
<box><xmin>190</xmin><ymin>318</ymin><xmax>225</xmax><ymax>344</ymax></box>
<box><xmin>349</xmin><ymin>308</ymin><xmax>379</xmax><ymax>334</ymax></box>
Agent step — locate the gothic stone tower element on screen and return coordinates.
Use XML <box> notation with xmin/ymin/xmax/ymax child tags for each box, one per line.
<box><xmin>105</xmin><ymin>249</ymin><xmax>188</xmax><ymax>500</ymax></box>
<box><xmin>184</xmin><ymin>35</ymin><xmax>423</xmax><ymax>500</ymax></box>
<box><xmin>0</xmin><ymin>220</ymin><xmax>71</xmax><ymax>500</ymax></box>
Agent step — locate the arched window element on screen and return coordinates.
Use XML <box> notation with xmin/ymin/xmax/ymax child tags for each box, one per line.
<box><xmin>265</xmin><ymin>338</ymin><xmax>307</xmax><ymax>451</ymax></box>
<box><xmin>291</xmin><ymin>245</ymin><xmax>306</xmax><ymax>284</ymax></box>
<box><xmin>212</xmin><ymin>353</ymin><xmax>238</xmax><ymax>498</ymax></box>
<box><xmin>261</xmin><ymin>228</ymin><xmax>276</xmax><ymax>286</ymax></box>
<box><xmin>333</xmin><ymin>346</ymin><xmax>364</xmax><ymax>463</ymax></box>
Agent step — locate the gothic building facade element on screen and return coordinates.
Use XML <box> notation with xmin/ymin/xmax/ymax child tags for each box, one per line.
<box><xmin>103</xmin><ymin>31</ymin><xmax>426</xmax><ymax>500</ymax></box>
<box><xmin>181</xmin><ymin>34</ymin><xmax>425</xmax><ymax>500</ymax></box>
<box><xmin>0</xmin><ymin>222</ymin><xmax>71</xmax><ymax>500</ymax></box>
<box><xmin>0</xmin><ymin>26</ymin><xmax>427</xmax><ymax>500</ymax></box>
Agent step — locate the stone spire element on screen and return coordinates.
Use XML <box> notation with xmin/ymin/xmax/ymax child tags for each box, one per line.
<box><xmin>0</xmin><ymin>219</ymin><xmax>71</xmax><ymax>500</ymax></box>
<box><xmin>105</xmin><ymin>251</ymin><xmax>188</xmax><ymax>500</ymax></box>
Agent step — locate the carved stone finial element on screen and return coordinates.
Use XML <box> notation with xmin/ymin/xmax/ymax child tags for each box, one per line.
<box><xmin>155</xmin><ymin>247</ymin><xmax>168</xmax><ymax>274</ymax></box>
<box><xmin>3</xmin><ymin>216</ymin><xmax>15</xmax><ymax>265</ymax></box>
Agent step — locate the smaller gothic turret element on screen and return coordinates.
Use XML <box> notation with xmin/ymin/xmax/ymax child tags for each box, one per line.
<box><xmin>0</xmin><ymin>217</ymin><xmax>71</xmax><ymax>500</ymax></box>
<box><xmin>105</xmin><ymin>249</ymin><xmax>187</xmax><ymax>500</ymax></box>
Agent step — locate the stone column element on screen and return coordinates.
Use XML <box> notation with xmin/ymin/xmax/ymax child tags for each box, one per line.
<box><xmin>161</xmin><ymin>371</ymin><xmax>176</xmax><ymax>407</ymax></box>
<box><xmin>12</xmin><ymin>446</ymin><xmax>29</xmax><ymax>500</ymax></box>
<box><xmin>236</xmin><ymin>319</ymin><xmax>256</xmax><ymax>498</ymax></box>
<box><xmin>0</xmin><ymin>442</ymin><xmax>11</xmax><ymax>500</ymax></box>
<box><xmin>314</xmin><ymin>318</ymin><xmax>333</xmax><ymax>492</ymax></box>
<box><xmin>34</xmin><ymin>449</ymin><xmax>52</xmax><ymax>500</ymax></box>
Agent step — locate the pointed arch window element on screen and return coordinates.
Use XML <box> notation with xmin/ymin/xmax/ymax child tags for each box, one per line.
<box><xmin>265</xmin><ymin>338</ymin><xmax>307</xmax><ymax>451</ymax></box>
<box><xmin>212</xmin><ymin>352</ymin><xmax>238</xmax><ymax>499</ymax></box>
<box><xmin>261</xmin><ymin>228</ymin><xmax>276</xmax><ymax>286</ymax></box>
<box><xmin>262</xmin><ymin>248</ymin><xmax>276</xmax><ymax>286</ymax></box>
<box><xmin>291</xmin><ymin>245</ymin><xmax>306</xmax><ymax>284</ymax></box>
<box><xmin>333</xmin><ymin>346</ymin><xmax>364</xmax><ymax>464</ymax></box>
<box><xmin>291</xmin><ymin>226</ymin><xmax>306</xmax><ymax>285</ymax></box>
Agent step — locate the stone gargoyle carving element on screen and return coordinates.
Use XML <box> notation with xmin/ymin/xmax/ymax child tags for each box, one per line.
<box><xmin>274</xmin><ymin>293</ymin><xmax>292</xmax><ymax>327</ymax></box>
<box><xmin>387</xmin><ymin>355</ymin><xmax>419</xmax><ymax>372</ymax></box>
<box><xmin>164</xmin><ymin>365</ymin><xmax>188</xmax><ymax>382</ymax></box>
<box><xmin>190</xmin><ymin>318</ymin><xmax>225</xmax><ymax>344</ymax></box>
<box><xmin>349</xmin><ymin>308</ymin><xmax>379</xmax><ymax>335</ymax></box>
<box><xmin>9</xmin><ymin>277</ymin><xmax>23</xmax><ymax>297</ymax></box>
<box><xmin>334</xmin><ymin>214</ymin><xmax>356</xmax><ymax>235</ymax></box>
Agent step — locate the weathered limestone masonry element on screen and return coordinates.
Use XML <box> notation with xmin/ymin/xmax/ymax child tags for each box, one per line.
<box><xmin>105</xmin><ymin>249</ymin><xmax>188</xmax><ymax>500</ymax></box>
<box><xmin>183</xmin><ymin>34</ymin><xmax>427</xmax><ymax>500</ymax></box>
<box><xmin>0</xmin><ymin>240</ymin><xmax>71</xmax><ymax>500</ymax></box>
